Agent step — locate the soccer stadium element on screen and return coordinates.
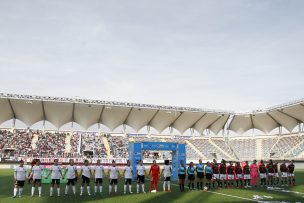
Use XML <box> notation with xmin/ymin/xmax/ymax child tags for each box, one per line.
<box><xmin>1</xmin><ymin>1</ymin><xmax>304</xmax><ymax>203</ymax></box>
<box><xmin>0</xmin><ymin>93</ymin><xmax>304</xmax><ymax>203</ymax></box>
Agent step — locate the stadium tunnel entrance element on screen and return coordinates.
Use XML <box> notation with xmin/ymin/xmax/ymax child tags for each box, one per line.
<box><xmin>129</xmin><ymin>142</ymin><xmax>186</xmax><ymax>181</ymax></box>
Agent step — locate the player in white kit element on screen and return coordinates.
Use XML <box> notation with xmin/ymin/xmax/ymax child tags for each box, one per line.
<box><xmin>29</xmin><ymin>159</ymin><xmax>44</xmax><ymax>197</ymax></box>
<box><xmin>136</xmin><ymin>160</ymin><xmax>146</xmax><ymax>193</ymax></box>
<box><xmin>92</xmin><ymin>159</ymin><xmax>104</xmax><ymax>195</ymax></box>
<box><xmin>123</xmin><ymin>160</ymin><xmax>133</xmax><ymax>194</ymax></box>
<box><xmin>79</xmin><ymin>159</ymin><xmax>93</xmax><ymax>196</ymax></box>
<box><xmin>45</xmin><ymin>159</ymin><xmax>64</xmax><ymax>197</ymax></box>
<box><xmin>108</xmin><ymin>160</ymin><xmax>120</xmax><ymax>195</ymax></box>
<box><xmin>63</xmin><ymin>159</ymin><xmax>78</xmax><ymax>196</ymax></box>
<box><xmin>161</xmin><ymin>160</ymin><xmax>172</xmax><ymax>192</ymax></box>
<box><xmin>12</xmin><ymin>160</ymin><xmax>28</xmax><ymax>198</ymax></box>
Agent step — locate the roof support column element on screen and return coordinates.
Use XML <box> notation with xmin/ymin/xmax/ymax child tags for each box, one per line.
<box><xmin>147</xmin><ymin>125</ymin><xmax>150</xmax><ymax>136</ymax></box>
<box><xmin>190</xmin><ymin>128</ymin><xmax>194</xmax><ymax>136</ymax></box>
<box><xmin>202</xmin><ymin>129</ymin><xmax>207</xmax><ymax>136</ymax></box>
<box><xmin>71</xmin><ymin>103</ymin><xmax>75</xmax><ymax>128</ymax></box>
<box><xmin>224</xmin><ymin>114</ymin><xmax>233</xmax><ymax>138</ymax></box>
<box><xmin>43</xmin><ymin>120</ymin><xmax>46</xmax><ymax>131</ymax></box>
<box><xmin>8</xmin><ymin>98</ymin><xmax>16</xmax><ymax>129</ymax></box>
<box><xmin>123</xmin><ymin>124</ymin><xmax>126</xmax><ymax>133</ymax></box>
<box><xmin>13</xmin><ymin>118</ymin><xmax>16</xmax><ymax>129</ymax></box>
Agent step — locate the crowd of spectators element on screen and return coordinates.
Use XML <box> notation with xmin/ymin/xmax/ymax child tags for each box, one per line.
<box><xmin>1</xmin><ymin>128</ymin><xmax>304</xmax><ymax>161</ymax></box>
<box><xmin>0</xmin><ymin>129</ymin><xmax>33</xmax><ymax>158</ymax></box>
<box><xmin>108</xmin><ymin>136</ymin><xmax>129</xmax><ymax>158</ymax></box>
<box><xmin>68</xmin><ymin>132</ymin><xmax>80</xmax><ymax>157</ymax></box>
<box><xmin>35</xmin><ymin>131</ymin><xmax>66</xmax><ymax>157</ymax></box>
<box><xmin>81</xmin><ymin>132</ymin><xmax>107</xmax><ymax>158</ymax></box>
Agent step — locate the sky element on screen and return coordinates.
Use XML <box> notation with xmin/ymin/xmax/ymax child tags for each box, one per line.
<box><xmin>0</xmin><ymin>0</ymin><xmax>303</xmax><ymax>112</ymax></box>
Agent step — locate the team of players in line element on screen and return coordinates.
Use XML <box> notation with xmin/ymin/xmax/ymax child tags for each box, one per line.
<box><xmin>12</xmin><ymin>158</ymin><xmax>296</xmax><ymax>198</ymax></box>
<box><xmin>12</xmin><ymin>159</ymin><xmax>171</xmax><ymax>198</ymax></box>
<box><xmin>178</xmin><ymin>159</ymin><xmax>296</xmax><ymax>192</ymax></box>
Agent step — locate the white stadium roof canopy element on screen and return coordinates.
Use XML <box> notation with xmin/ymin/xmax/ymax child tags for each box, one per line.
<box><xmin>0</xmin><ymin>93</ymin><xmax>304</xmax><ymax>135</ymax></box>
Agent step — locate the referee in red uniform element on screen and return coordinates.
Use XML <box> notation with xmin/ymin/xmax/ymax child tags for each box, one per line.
<box><xmin>149</xmin><ymin>160</ymin><xmax>160</xmax><ymax>192</ymax></box>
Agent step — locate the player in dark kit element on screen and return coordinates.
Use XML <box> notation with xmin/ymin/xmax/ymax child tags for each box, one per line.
<box><xmin>235</xmin><ymin>162</ymin><xmax>243</xmax><ymax>188</ymax></box>
<box><xmin>212</xmin><ymin>159</ymin><xmax>220</xmax><ymax>188</ymax></box>
<box><xmin>273</xmin><ymin>162</ymin><xmax>279</xmax><ymax>185</ymax></box>
<box><xmin>280</xmin><ymin>160</ymin><xmax>288</xmax><ymax>186</ymax></box>
<box><xmin>243</xmin><ymin>161</ymin><xmax>250</xmax><ymax>187</ymax></box>
<box><xmin>259</xmin><ymin>160</ymin><xmax>267</xmax><ymax>186</ymax></box>
<box><xmin>219</xmin><ymin>159</ymin><xmax>227</xmax><ymax>188</ymax></box>
<box><xmin>227</xmin><ymin>161</ymin><xmax>235</xmax><ymax>188</ymax></box>
<box><xmin>266</xmin><ymin>159</ymin><xmax>275</xmax><ymax>186</ymax></box>
<box><xmin>287</xmin><ymin>160</ymin><xmax>295</xmax><ymax>186</ymax></box>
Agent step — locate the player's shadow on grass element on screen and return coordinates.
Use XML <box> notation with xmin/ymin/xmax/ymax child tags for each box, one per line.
<box><xmin>40</xmin><ymin>181</ymin><xmax>173</xmax><ymax>203</ymax></box>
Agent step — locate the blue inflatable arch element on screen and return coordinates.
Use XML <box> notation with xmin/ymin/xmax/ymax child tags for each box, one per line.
<box><xmin>128</xmin><ymin>142</ymin><xmax>186</xmax><ymax>181</ymax></box>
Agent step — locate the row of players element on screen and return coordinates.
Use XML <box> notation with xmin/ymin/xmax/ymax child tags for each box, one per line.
<box><xmin>12</xmin><ymin>158</ymin><xmax>296</xmax><ymax>198</ymax></box>
<box><xmin>12</xmin><ymin>158</ymin><xmax>171</xmax><ymax>198</ymax></box>
<box><xmin>180</xmin><ymin>159</ymin><xmax>296</xmax><ymax>191</ymax></box>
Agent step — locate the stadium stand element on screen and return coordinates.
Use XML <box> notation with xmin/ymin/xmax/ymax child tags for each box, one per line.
<box><xmin>187</xmin><ymin>138</ymin><xmax>230</xmax><ymax>160</ymax></box>
<box><xmin>270</xmin><ymin>134</ymin><xmax>304</xmax><ymax>158</ymax></box>
<box><xmin>1</xmin><ymin>93</ymin><xmax>304</xmax><ymax>162</ymax></box>
<box><xmin>261</xmin><ymin>136</ymin><xmax>279</xmax><ymax>159</ymax></box>
<box><xmin>108</xmin><ymin>135</ymin><xmax>129</xmax><ymax>158</ymax></box>
<box><xmin>35</xmin><ymin>131</ymin><xmax>66</xmax><ymax>157</ymax></box>
<box><xmin>69</xmin><ymin>132</ymin><xmax>80</xmax><ymax>157</ymax></box>
<box><xmin>211</xmin><ymin>138</ymin><xmax>236</xmax><ymax>159</ymax></box>
<box><xmin>0</xmin><ymin>129</ymin><xmax>33</xmax><ymax>157</ymax></box>
<box><xmin>81</xmin><ymin>132</ymin><xmax>107</xmax><ymax>158</ymax></box>
<box><xmin>1</xmin><ymin>128</ymin><xmax>304</xmax><ymax>162</ymax></box>
<box><xmin>229</xmin><ymin>138</ymin><xmax>256</xmax><ymax>161</ymax></box>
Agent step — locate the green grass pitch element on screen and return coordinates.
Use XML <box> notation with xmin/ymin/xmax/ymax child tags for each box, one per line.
<box><xmin>1</xmin><ymin>169</ymin><xmax>304</xmax><ymax>203</ymax></box>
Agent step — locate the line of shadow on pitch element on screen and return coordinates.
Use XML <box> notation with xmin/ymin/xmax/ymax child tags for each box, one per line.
<box><xmin>40</xmin><ymin>180</ymin><xmax>166</xmax><ymax>203</ymax></box>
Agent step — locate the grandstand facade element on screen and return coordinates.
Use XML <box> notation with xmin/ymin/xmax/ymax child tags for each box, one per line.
<box><xmin>1</xmin><ymin>93</ymin><xmax>304</xmax><ymax>163</ymax></box>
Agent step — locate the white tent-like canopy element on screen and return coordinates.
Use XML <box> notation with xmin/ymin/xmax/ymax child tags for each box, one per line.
<box><xmin>0</xmin><ymin>93</ymin><xmax>303</xmax><ymax>135</ymax></box>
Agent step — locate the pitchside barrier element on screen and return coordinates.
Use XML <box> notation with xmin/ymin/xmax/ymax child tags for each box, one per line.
<box><xmin>129</xmin><ymin>142</ymin><xmax>186</xmax><ymax>181</ymax></box>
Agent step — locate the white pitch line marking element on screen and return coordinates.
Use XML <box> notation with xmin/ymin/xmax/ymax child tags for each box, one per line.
<box><xmin>267</xmin><ymin>187</ymin><xmax>304</xmax><ymax>196</ymax></box>
<box><xmin>206</xmin><ymin>190</ymin><xmax>257</xmax><ymax>202</ymax></box>
<box><xmin>147</xmin><ymin>178</ymin><xmax>303</xmax><ymax>202</ymax></box>
<box><xmin>149</xmin><ymin>178</ymin><xmax>258</xmax><ymax>202</ymax></box>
